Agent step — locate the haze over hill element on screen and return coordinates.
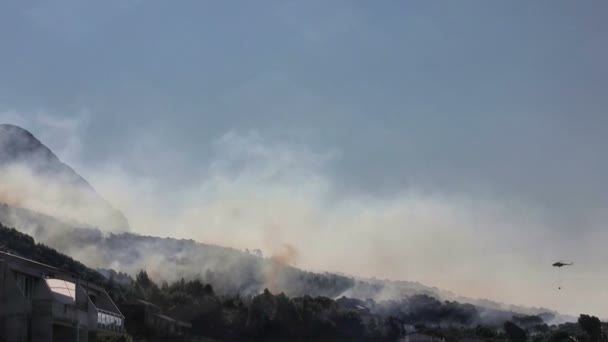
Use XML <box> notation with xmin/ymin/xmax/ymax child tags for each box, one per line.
<box><xmin>0</xmin><ymin>123</ymin><xmax>129</xmax><ymax>231</ymax></box>
<box><xmin>1</xmin><ymin>2</ymin><xmax>607</xmax><ymax>340</ymax></box>
<box><xmin>0</xmin><ymin>125</ymin><xmax>576</xmax><ymax>324</ymax></box>
<box><xmin>1</xmin><ymin>118</ymin><xmax>607</xmax><ymax>319</ymax></box>
<box><xmin>4</xmin><ymin>220</ymin><xmax>587</xmax><ymax>341</ymax></box>
<box><xmin>0</xmin><ymin>202</ymin><xmax>572</xmax><ymax>326</ymax></box>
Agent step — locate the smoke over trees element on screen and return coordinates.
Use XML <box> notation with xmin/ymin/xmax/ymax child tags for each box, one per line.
<box><xmin>3</xmin><ymin>221</ymin><xmax>607</xmax><ymax>341</ymax></box>
<box><xmin>504</xmin><ymin>321</ymin><xmax>528</xmax><ymax>342</ymax></box>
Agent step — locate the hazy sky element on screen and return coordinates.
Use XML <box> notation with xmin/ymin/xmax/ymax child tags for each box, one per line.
<box><xmin>1</xmin><ymin>1</ymin><xmax>607</xmax><ymax>317</ymax></box>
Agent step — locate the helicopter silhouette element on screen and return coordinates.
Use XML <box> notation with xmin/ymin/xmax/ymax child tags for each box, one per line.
<box><xmin>552</xmin><ymin>261</ymin><xmax>573</xmax><ymax>290</ymax></box>
<box><xmin>552</xmin><ymin>261</ymin><xmax>573</xmax><ymax>268</ymax></box>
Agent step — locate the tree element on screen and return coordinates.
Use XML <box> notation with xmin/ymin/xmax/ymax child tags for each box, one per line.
<box><xmin>578</xmin><ymin>314</ymin><xmax>602</xmax><ymax>342</ymax></box>
<box><xmin>382</xmin><ymin>316</ymin><xmax>405</xmax><ymax>339</ymax></box>
<box><xmin>504</xmin><ymin>321</ymin><xmax>527</xmax><ymax>342</ymax></box>
<box><xmin>135</xmin><ymin>270</ymin><xmax>152</xmax><ymax>288</ymax></box>
<box><xmin>332</xmin><ymin>311</ymin><xmax>365</xmax><ymax>339</ymax></box>
<box><xmin>476</xmin><ymin>324</ymin><xmax>498</xmax><ymax>338</ymax></box>
<box><xmin>547</xmin><ymin>331</ymin><xmax>573</xmax><ymax>342</ymax></box>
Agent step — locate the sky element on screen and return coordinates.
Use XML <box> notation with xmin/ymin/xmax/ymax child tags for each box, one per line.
<box><xmin>1</xmin><ymin>0</ymin><xmax>608</xmax><ymax>317</ymax></box>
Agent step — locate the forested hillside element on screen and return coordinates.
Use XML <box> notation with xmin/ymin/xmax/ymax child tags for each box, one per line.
<box><xmin>2</xmin><ymin>219</ymin><xmax>605</xmax><ymax>341</ymax></box>
<box><xmin>0</xmin><ymin>202</ymin><xmax>565</xmax><ymax>323</ymax></box>
<box><xmin>0</xmin><ymin>220</ymin><xmax>105</xmax><ymax>283</ymax></box>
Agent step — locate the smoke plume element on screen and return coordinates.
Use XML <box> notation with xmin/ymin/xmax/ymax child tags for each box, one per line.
<box><xmin>1</xmin><ymin>111</ymin><xmax>607</xmax><ymax>318</ymax></box>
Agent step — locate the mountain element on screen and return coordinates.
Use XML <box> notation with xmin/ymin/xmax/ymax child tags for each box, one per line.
<box><xmin>0</xmin><ymin>124</ymin><xmax>129</xmax><ymax>231</ymax></box>
<box><xmin>0</xmin><ymin>125</ymin><xmax>573</xmax><ymax>325</ymax></box>
<box><xmin>4</xmin><ymin>222</ymin><xmax>585</xmax><ymax>342</ymax></box>
<box><xmin>0</xmin><ymin>203</ymin><xmax>572</xmax><ymax>325</ymax></box>
<box><xmin>0</xmin><ymin>219</ymin><xmax>106</xmax><ymax>284</ymax></box>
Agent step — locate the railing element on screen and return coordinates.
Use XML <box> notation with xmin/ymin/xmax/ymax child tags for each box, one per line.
<box><xmin>97</xmin><ymin>308</ymin><xmax>125</xmax><ymax>333</ymax></box>
<box><xmin>33</xmin><ymin>300</ymin><xmax>70</xmax><ymax>319</ymax></box>
<box><xmin>32</xmin><ymin>300</ymin><xmax>88</xmax><ymax>326</ymax></box>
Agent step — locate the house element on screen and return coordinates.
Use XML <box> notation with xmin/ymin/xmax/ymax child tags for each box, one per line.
<box><xmin>0</xmin><ymin>251</ymin><xmax>126</xmax><ymax>342</ymax></box>
<box><xmin>120</xmin><ymin>299</ymin><xmax>192</xmax><ymax>339</ymax></box>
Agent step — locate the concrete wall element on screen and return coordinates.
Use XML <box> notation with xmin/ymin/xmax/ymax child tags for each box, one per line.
<box><xmin>53</xmin><ymin>324</ymin><xmax>76</xmax><ymax>342</ymax></box>
<box><xmin>0</xmin><ymin>261</ymin><xmax>32</xmax><ymax>342</ymax></box>
<box><xmin>0</xmin><ymin>257</ymin><xmax>121</xmax><ymax>342</ymax></box>
<box><xmin>76</xmin><ymin>283</ymin><xmax>97</xmax><ymax>331</ymax></box>
<box><xmin>30</xmin><ymin>312</ymin><xmax>53</xmax><ymax>342</ymax></box>
<box><xmin>1</xmin><ymin>315</ymin><xmax>29</xmax><ymax>342</ymax></box>
<box><xmin>30</xmin><ymin>280</ymin><xmax>55</xmax><ymax>342</ymax></box>
<box><xmin>51</xmin><ymin>324</ymin><xmax>91</xmax><ymax>342</ymax></box>
<box><xmin>0</xmin><ymin>261</ymin><xmax>31</xmax><ymax>315</ymax></box>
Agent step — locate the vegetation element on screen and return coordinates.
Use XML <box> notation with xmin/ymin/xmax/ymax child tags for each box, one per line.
<box><xmin>2</xmin><ymin>221</ymin><xmax>607</xmax><ymax>341</ymax></box>
<box><xmin>109</xmin><ymin>270</ymin><xmax>407</xmax><ymax>340</ymax></box>
<box><xmin>104</xmin><ymin>269</ymin><xmax>608</xmax><ymax>342</ymax></box>
<box><xmin>504</xmin><ymin>320</ymin><xmax>528</xmax><ymax>342</ymax></box>
<box><xmin>0</xmin><ymin>221</ymin><xmax>106</xmax><ymax>283</ymax></box>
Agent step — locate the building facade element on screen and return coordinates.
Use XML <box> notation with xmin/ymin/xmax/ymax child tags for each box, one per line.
<box><xmin>0</xmin><ymin>251</ymin><xmax>125</xmax><ymax>342</ymax></box>
<box><xmin>120</xmin><ymin>299</ymin><xmax>192</xmax><ymax>339</ymax></box>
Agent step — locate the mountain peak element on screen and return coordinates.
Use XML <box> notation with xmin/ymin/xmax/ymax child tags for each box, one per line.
<box><xmin>0</xmin><ymin>123</ymin><xmax>35</xmax><ymax>133</ymax></box>
<box><xmin>0</xmin><ymin>123</ymin><xmax>129</xmax><ymax>231</ymax></box>
<box><xmin>0</xmin><ymin>124</ymin><xmax>54</xmax><ymax>163</ymax></box>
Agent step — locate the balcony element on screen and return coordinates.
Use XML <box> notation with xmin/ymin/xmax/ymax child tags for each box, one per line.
<box><xmin>97</xmin><ymin>308</ymin><xmax>125</xmax><ymax>333</ymax></box>
<box><xmin>31</xmin><ymin>300</ymin><xmax>88</xmax><ymax>326</ymax></box>
<box><xmin>52</xmin><ymin>302</ymin><xmax>89</xmax><ymax>325</ymax></box>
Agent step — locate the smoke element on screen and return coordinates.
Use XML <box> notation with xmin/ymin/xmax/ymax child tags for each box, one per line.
<box><xmin>0</xmin><ymin>188</ymin><xmax>24</xmax><ymax>207</ymax></box>
<box><xmin>0</xmin><ymin>159</ymin><xmax>128</xmax><ymax>232</ymax></box>
<box><xmin>266</xmin><ymin>244</ymin><xmax>299</xmax><ymax>292</ymax></box>
<box><xmin>0</xmin><ymin>113</ymin><xmax>129</xmax><ymax>231</ymax></box>
<box><xmin>1</xmin><ymin>111</ymin><xmax>608</xmax><ymax>318</ymax></box>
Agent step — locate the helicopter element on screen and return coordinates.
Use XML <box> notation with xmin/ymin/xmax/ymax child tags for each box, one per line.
<box><xmin>552</xmin><ymin>261</ymin><xmax>573</xmax><ymax>290</ymax></box>
<box><xmin>552</xmin><ymin>261</ymin><xmax>573</xmax><ymax>268</ymax></box>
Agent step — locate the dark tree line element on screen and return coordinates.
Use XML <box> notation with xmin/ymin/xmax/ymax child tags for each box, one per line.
<box><xmin>0</xmin><ymin>222</ymin><xmax>106</xmax><ymax>283</ymax></box>
<box><xmin>3</xmin><ymin>221</ymin><xmax>607</xmax><ymax>342</ymax></box>
<box><xmin>110</xmin><ymin>270</ymin><xmax>406</xmax><ymax>340</ymax></box>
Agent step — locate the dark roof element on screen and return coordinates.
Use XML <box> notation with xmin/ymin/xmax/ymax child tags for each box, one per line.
<box><xmin>0</xmin><ymin>250</ymin><xmax>60</xmax><ymax>272</ymax></box>
<box><xmin>155</xmin><ymin>314</ymin><xmax>176</xmax><ymax>322</ymax></box>
<box><xmin>0</xmin><ymin>250</ymin><xmax>107</xmax><ymax>292</ymax></box>
<box><xmin>136</xmin><ymin>299</ymin><xmax>160</xmax><ymax>308</ymax></box>
<box><xmin>154</xmin><ymin>314</ymin><xmax>192</xmax><ymax>328</ymax></box>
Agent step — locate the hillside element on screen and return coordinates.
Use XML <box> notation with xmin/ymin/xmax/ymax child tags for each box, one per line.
<box><xmin>0</xmin><ymin>220</ymin><xmax>105</xmax><ymax>284</ymax></box>
<box><xmin>0</xmin><ymin>203</ymin><xmax>567</xmax><ymax>325</ymax></box>
<box><xmin>0</xmin><ymin>124</ymin><xmax>572</xmax><ymax>325</ymax></box>
<box><xmin>0</xmin><ymin>124</ymin><xmax>129</xmax><ymax>231</ymax></box>
<box><xmin>2</xmin><ymin>219</ymin><xmax>581</xmax><ymax>342</ymax></box>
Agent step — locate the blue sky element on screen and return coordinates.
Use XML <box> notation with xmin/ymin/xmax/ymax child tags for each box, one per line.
<box><xmin>1</xmin><ymin>1</ymin><xmax>607</xmax><ymax>316</ymax></box>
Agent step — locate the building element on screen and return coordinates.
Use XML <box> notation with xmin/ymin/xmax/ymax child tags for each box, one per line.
<box><xmin>0</xmin><ymin>251</ymin><xmax>125</xmax><ymax>342</ymax></box>
<box><xmin>120</xmin><ymin>299</ymin><xmax>192</xmax><ymax>339</ymax></box>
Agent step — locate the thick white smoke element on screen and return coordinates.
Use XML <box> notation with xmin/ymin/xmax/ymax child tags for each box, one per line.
<box><xmin>1</xmin><ymin>111</ymin><xmax>607</xmax><ymax>318</ymax></box>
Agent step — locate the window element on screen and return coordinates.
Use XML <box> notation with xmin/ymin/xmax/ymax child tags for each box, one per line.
<box><xmin>45</xmin><ymin>278</ymin><xmax>76</xmax><ymax>304</ymax></box>
<box><xmin>98</xmin><ymin>311</ymin><xmax>123</xmax><ymax>331</ymax></box>
<box><xmin>13</xmin><ymin>272</ymin><xmax>34</xmax><ymax>299</ymax></box>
